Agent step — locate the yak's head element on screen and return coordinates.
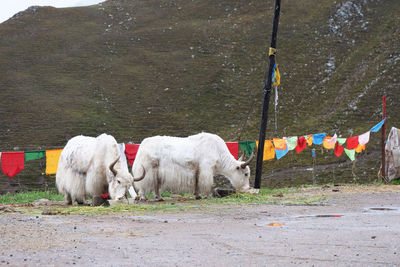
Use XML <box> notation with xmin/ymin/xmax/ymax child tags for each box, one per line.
<box><xmin>229</xmin><ymin>153</ymin><xmax>255</xmax><ymax>193</ymax></box>
<box><xmin>108</xmin><ymin>157</ymin><xmax>146</xmax><ymax>200</ymax></box>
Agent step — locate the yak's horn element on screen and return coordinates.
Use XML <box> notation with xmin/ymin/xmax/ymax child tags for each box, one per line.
<box><xmin>109</xmin><ymin>157</ymin><xmax>120</xmax><ymax>177</ymax></box>
<box><xmin>133</xmin><ymin>165</ymin><xmax>146</xmax><ymax>182</ymax></box>
<box><xmin>238</xmin><ymin>153</ymin><xmax>244</xmax><ymax>161</ymax></box>
<box><xmin>240</xmin><ymin>152</ymin><xmax>255</xmax><ymax>169</ymax></box>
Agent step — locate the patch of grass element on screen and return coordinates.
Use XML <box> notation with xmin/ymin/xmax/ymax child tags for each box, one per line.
<box><xmin>390</xmin><ymin>179</ymin><xmax>400</xmax><ymax>185</ymax></box>
<box><xmin>51</xmin><ymin>202</ymin><xmax>196</xmax><ymax>215</ymax></box>
<box><xmin>0</xmin><ymin>190</ymin><xmax>64</xmax><ymax>205</ymax></box>
<box><xmin>201</xmin><ymin>187</ymin><xmax>320</xmax><ymax>206</ymax></box>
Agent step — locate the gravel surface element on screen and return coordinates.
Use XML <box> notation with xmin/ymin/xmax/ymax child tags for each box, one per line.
<box><xmin>1</xmin><ymin>185</ymin><xmax>400</xmax><ymax>266</ymax></box>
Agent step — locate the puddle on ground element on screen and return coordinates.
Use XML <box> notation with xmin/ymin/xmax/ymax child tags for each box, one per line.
<box><xmin>297</xmin><ymin>214</ymin><xmax>343</xmax><ymax>219</ymax></box>
<box><xmin>366</xmin><ymin>207</ymin><xmax>400</xmax><ymax>214</ymax></box>
<box><xmin>363</xmin><ymin>207</ymin><xmax>400</xmax><ymax>215</ymax></box>
<box><xmin>369</xmin><ymin>207</ymin><xmax>397</xmax><ymax>211</ymax></box>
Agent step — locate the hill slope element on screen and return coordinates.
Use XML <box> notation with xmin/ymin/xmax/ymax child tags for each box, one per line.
<box><xmin>0</xmin><ymin>0</ymin><xmax>399</xmax><ymax>191</ymax></box>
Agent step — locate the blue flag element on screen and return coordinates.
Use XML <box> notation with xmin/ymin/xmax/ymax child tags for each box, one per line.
<box><xmin>370</xmin><ymin>119</ymin><xmax>386</xmax><ymax>132</ymax></box>
<box><xmin>275</xmin><ymin>147</ymin><xmax>289</xmax><ymax>160</ymax></box>
<box><xmin>312</xmin><ymin>133</ymin><xmax>327</xmax><ymax>145</ymax></box>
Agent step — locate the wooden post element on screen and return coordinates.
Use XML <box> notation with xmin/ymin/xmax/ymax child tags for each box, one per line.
<box><xmin>254</xmin><ymin>0</ymin><xmax>281</xmax><ymax>189</ymax></box>
<box><xmin>382</xmin><ymin>96</ymin><xmax>386</xmax><ymax>179</ymax></box>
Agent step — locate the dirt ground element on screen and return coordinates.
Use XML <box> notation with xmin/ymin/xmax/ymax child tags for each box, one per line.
<box><xmin>1</xmin><ymin>184</ymin><xmax>400</xmax><ymax>266</ymax></box>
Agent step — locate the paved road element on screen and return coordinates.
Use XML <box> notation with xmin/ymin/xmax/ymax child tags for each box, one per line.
<box><xmin>0</xmin><ymin>189</ymin><xmax>399</xmax><ymax>266</ymax></box>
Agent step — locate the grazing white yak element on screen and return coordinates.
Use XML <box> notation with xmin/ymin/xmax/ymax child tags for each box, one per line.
<box><xmin>131</xmin><ymin>132</ymin><xmax>255</xmax><ymax>201</ymax></box>
<box><xmin>56</xmin><ymin>133</ymin><xmax>145</xmax><ymax>205</ymax></box>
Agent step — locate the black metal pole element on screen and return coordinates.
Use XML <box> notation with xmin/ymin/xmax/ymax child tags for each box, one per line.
<box><xmin>254</xmin><ymin>0</ymin><xmax>281</xmax><ymax>189</ymax></box>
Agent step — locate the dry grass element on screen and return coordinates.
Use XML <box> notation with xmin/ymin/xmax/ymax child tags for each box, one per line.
<box><xmin>2</xmin><ymin>184</ymin><xmax>399</xmax><ymax>216</ymax></box>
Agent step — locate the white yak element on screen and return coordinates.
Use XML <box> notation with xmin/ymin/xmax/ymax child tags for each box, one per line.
<box><xmin>56</xmin><ymin>133</ymin><xmax>145</xmax><ymax>205</ymax></box>
<box><xmin>131</xmin><ymin>132</ymin><xmax>254</xmax><ymax>200</ymax></box>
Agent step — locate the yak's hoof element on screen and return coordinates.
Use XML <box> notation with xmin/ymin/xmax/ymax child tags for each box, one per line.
<box><xmin>138</xmin><ymin>197</ymin><xmax>147</xmax><ymax>201</ymax></box>
<box><xmin>195</xmin><ymin>195</ymin><xmax>202</xmax><ymax>200</ymax></box>
<box><xmin>156</xmin><ymin>197</ymin><xmax>164</xmax><ymax>202</ymax></box>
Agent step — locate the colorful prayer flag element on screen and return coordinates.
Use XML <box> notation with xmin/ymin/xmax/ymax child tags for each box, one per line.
<box><xmin>306</xmin><ymin>135</ymin><xmax>313</xmax><ymax>146</ymax></box>
<box><xmin>344</xmin><ymin>148</ymin><xmax>355</xmax><ymax>161</ymax></box>
<box><xmin>25</xmin><ymin>150</ymin><xmax>45</xmax><ymax>162</ymax></box>
<box><xmin>370</xmin><ymin>119</ymin><xmax>386</xmax><ymax>133</ymax></box>
<box><xmin>334</xmin><ymin>143</ymin><xmax>344</xmax><ymax>157</ymax></box>
<box><xmin>226</xmin><ymin>142</ymin><xmax>239</xmax><ymax>160</ymax></box>
<box><xmin>273</xmin><ymin>138</ymin><xmax>287</xmax><ymax>150</ymax></box>
<box><xmin>275</xmin><ymin>148</ymin><xmax>289</xmax><ymax>160</ymax></box>
<box><xmin>355</xmin><ymin>144</ymin><xmax>366</xmax><ymax>153</ymax></box>
<box><xmin>323</xmin><ymin>135</ymin><xmax>336</xmax><ymax>149</ymax></box>
<box><xmin>337</xmin><ymin>138</ymin><xmax>346</xmax><ymax>146</ymax></box>
<box><xmin>256</xmin><ymin>140</ymin><xmax>275</xmax><ymax>161</ymax></box>
<box><xmin>272</xmin><ymin>63</ymin><xmax>280</xmax><ymax>86</ymax></box>
<box><xmin>346</xmin><ymin>136</ymin><xmax>359</xmax><ymax>150</ymax></box>
<box><xmin>1</xmin><ymin>152</ymin><xmax>25</xmax><ymax>178</ymax></box>
<box><xmin>239</xmin><ymin>141</ymin><xmax>256</xmax><ymax>157</ymax></box>
<box><xmin>118</xmin><ymin>143</ymin><xmax>129</xmax><ymax>170</ymax></box>
<box><xmin>295</xmin><ymin>136</ymin><xmax>307</xmax><ymax>153</ymax></box>
<box><xmin>45</xmin><ymin>149</ymin><xmax>63</xmax><ymax>175</ymax></box>
<box><xmin>125</xmin><ymin>144</ymin><xmax>140</xmax><ymax>166</ymax></box>
<box><xmin>358</xmin><ymin>131</ymin><xmax>370</xmax><ymax>145</ymax></box>
<box><xmin>286</xmin><ymin>137</ymin><xmax>298</xmax><ymax>151</ymax></box>
<box><xmin>312</xmin><ymin>133</ymin><xmax>327</xmax><ymax>145</ymax></box>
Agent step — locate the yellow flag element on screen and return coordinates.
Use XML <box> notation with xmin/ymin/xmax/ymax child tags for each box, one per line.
<box><xmin>272</xmin><ymin>64</ymin><xmax>280</xmax><ymax>86</ymax></box>
<box><xmin>256</xmin><ymin>140</ymin><xmax>276</xmax><ymax>161</ymax></box>
<box><xmin>45</xmin><ymin>149</ymin><xmax>63</xmax><ymax>175</ymax></box>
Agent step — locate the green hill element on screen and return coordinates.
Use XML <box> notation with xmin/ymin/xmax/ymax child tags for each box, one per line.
<box><xmin>0</xmin><ymin>0</ymin><xmax>399</xmax><ymax>192</ymax></box>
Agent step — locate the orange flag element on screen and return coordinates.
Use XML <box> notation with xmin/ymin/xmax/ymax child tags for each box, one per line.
<box><xmin>272</xmin><ymin>138</ymin><xmax>287</xmax><ymax>150</ymax></box>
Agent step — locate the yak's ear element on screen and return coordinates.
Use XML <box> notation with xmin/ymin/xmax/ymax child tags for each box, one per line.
<box><xmin>109</xmin><ymin>157</ymin><xmax>119</xmax><ymax>177</ymax></box>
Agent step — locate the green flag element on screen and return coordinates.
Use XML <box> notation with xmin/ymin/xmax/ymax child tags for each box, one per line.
<box><xmin>238</xmin><ymin>141</ymin><xmax>256</xmax><ymax>156</ymax></box>
<box><xmin>286</xmin><ymin>137</ymin><xmax>298</xmax><ymax>151</ymax></box>
<box><xmin>337</xmin><ymin>138</ymin><xmax>346</xmax><ymax>146</ymax></box>
<box><xmin>25</xmin><ymin>150</ymin><xmax>45</xmax><ymax>162</ymax></box>
<box><xmin>344</xmin><ymin>148</ymin><xmax>355</xmax><ymax>161</ymax></box>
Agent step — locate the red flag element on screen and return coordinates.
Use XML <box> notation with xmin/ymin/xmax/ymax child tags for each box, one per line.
<box><xmin>295</xmin><ymin>136</ymin><xmax>307</xmax><ymax>153</ymax></box>
<box><xmin>125</xmin><ymin>144</ymin><xmax>140</xmax><ymax>166</ymax></box>
<box><xmin>225</xmin><ymin>142</ymin><xmax>239</xmax><ymax>160</ymax></box>
<box><xmin>1</xmin><ymin>152</ymin><xmax>25</xmax><ymax>178</ymax></box>
<box><xmin>334</xmin><ymin>143</ymin><xmax>344</xmax><ymax>157</ymax></box>
<box><xmin>346</xmin><ymin>136</ymin><xmax>359</xmax><ymax>150</ymax></box>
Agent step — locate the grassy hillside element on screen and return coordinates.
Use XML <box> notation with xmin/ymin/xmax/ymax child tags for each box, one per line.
<box><xmin>0</xmin><ymin>0</ymin><xmax>399</xmax><ymax>192</ymax></box>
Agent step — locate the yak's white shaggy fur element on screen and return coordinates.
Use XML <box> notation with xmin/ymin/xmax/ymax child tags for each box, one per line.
<box><xmin>132</xmin><ymin>132</ymin><xmax>253</xmax><ymax>200</ymax></box>
<box><xmin>56</xmin><ymin>133</ymin><xmax>136</xmax><ymax>204</ymax></box>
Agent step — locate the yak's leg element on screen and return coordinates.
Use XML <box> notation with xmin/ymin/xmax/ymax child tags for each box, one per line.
<box><xmin>76</xmin><ymin>197</ymin><xmax>85</xmax><ymax>205</ymax></box>
<box><xmin>198</xmin><ymin>166</ymin><xmax>214</xmax><ymax>199</ymax></box>
<box><xmin>138</xmin><ymin>189</ymin><xmax>148</xmax><ymax>201</ymax></box>
<box><xmin>154</xmin><ymin>173</ymin><xmax>163</xmax><ymax>201</ymax></box>
<box><xmin>194</xmin><ymin>168</ymin><xmax>201</xmax><ymax>200</ymax></box>
<box><xmin>65</xmin><ymin>193</ymin><xmax>72</xmax><ymax>205</ymax></box>
<box><xmin>154</xmin><ymin>186</ymin><xmax>163</xmax><ymax>201</ymax></box>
